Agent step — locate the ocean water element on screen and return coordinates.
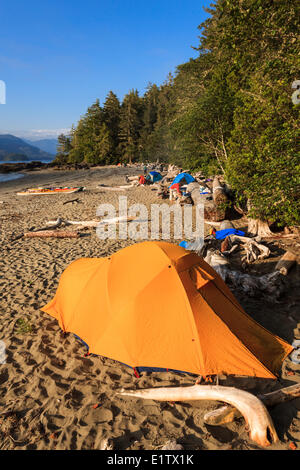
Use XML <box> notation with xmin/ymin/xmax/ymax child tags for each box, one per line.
<box><xmin>0</xmin><ymin>172</ymin><xmax>25</xmax><ymax>183</ymax></box>
<box><xmin>0</xmin><ymin>159</ymin><xmax>53</xmax><ymax>183</ymax></box>
<box><xmin>0</xmin><ymin>159</ymin><xmax>53</xmax><ymax>165</ymax></box>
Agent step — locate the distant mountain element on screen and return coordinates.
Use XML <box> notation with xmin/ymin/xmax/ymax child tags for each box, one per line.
<box><xmin>0</xmin><ymin>134</ymin><xmax>53</xmax><ymax>161</ymax></box>
<box><xmin>25</xmin><ymin>138</ymin><xmax>58</xmax><ymax>156</ymax></box>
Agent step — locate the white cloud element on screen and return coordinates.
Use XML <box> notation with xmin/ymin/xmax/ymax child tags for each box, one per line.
<box><xmin>0</xmin><ymin>128</ymin><xmax>71</xmax><ymax>140</ymax></box>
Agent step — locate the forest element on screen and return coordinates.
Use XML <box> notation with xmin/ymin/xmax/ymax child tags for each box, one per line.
<box><xmin>54</xmin><ymin>0</ymin><xmax>299</xmax><ymax>227</ymax></box>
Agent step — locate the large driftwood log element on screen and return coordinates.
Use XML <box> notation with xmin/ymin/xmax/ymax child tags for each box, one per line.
<box><xmin>211</xmin><ymin>176</ymin><xmax>228</xmax><ymax>220</ymax></box>
<box><xmin>220</xmin><ymin>220</ymin><xmax>234</xmax><ymax>230</ymax></box>
<box><xmin>275</xmin><ymin>251</ymin><xmax>297</xmax><ymax>275</ymax></box>
<box><xmin>120</xmin><ymin>385</ymin><xmax>278</xmax><ymax>447</ymax></box>
<box><xmin>212</xmin><ymin>176</ymin><xmax>228</xmax><ymax>206</ymax></box>
<box><xmin>24</xmin><ymin>230</ymin><xmax>80</xmax><ymax>238</ymax></box>
<box><xmin>203</xmin><ymin>383</ymin><xmax>300</xmax><ymax>426</ymax></box>
<box><xmin>98</xmin><ymin>184</ymin><xmax>135</xmax><ymax>191</ymax></box>
<box><xmin>187</xmin><ymin>182</ymin><xmax>225</xmax><ymax>222</ymax></box>
<box><xmin>204</xmin><ymin>249</ymin><xmax>286</xmax><ymax>300</ymax></box>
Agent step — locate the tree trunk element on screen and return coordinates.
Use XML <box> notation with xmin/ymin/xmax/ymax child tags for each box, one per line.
<box><xmin>247</xmin><ymin>201</ymin><xmax>274</xmax><ymax>237</ymax></box>
<box><xmin>247</xmin><ymin>218</ymin><xmax>274</xmax><ymax>237</ymax></box>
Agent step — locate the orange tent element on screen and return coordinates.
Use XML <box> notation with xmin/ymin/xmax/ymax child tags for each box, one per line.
<box><xmin>42</xmin><ymin>241</ymin><xmax>293</xmax><ymax>379</ymax></box>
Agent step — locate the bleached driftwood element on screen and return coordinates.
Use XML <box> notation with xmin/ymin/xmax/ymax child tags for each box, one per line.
<box><xmin>223</xmin><ymin>235</ymin><xmax>271</xmax><ymax>264</ymax></box>
<box><xmin>204</xmin><ymin>249</ymin><xmax>286</xmax><ymax>300</ymax></box>
<box><xmin>220</xmin><ymin>220</ymin><xmax>234</xmax><ymax>230</ymax></box>
<box><xmin>204</xmin><ymin>250</ymin><xmax>230</xmax><ymax>280</ymax></box>
<box><xmin>10</xmin><ymin>218</ymin><xmax>64</xmax><ymax>244</ymax></box>
<box><xmin>100</xmin><ymin>215</ymin><xmax>138</xmax><ymax>224</ymax></box>
<box><xmin>241</xmin><ymin>240</ymin><xmax>271</xmax><ymax>264</ymax></box>
<box><xmin>47</xmin><ymin>219</ymin><xmax>99</xmax><ymax>228</ymax></box>
<box><xmin>275</xmin><ymin>251</ymin><xmax>297</xmax><ymax>275</ymax></box>
<box><xmin>120</xmin><ymin>385</ymin><xmax>278</xmax><ymax>447</ymax></box>
<box><xmin>203</xmin><ymin>383</ymin><xmax>300</xmax><ymax>426</ymax></box>
<box><xmin>125</xmin><ymin>175</ymin><xmax>139</xmax><ymax>182</ymax></box>
<box><xmin>47</xmin><ymin>216</ymin><xmax>138</xmax><ymax>228</ymax></box>
<box><xmin>98</xmin><ymin>184</ymin><xmax>135</xmax><ymax>191</ymax></box>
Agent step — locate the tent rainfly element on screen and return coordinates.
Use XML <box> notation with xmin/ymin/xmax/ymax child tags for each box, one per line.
<box><xmin>42</xmin><ymin>241</ymin><xmax>293</xmax><ymax>379</ymax></box>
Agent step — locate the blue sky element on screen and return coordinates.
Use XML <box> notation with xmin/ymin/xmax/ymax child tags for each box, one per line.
<box><xmin>0</xmin><ymin>0</ymin><xmax>211</xmax><ymax>139</ymax></box>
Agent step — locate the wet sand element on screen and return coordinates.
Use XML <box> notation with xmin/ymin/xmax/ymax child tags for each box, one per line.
<box><xmin>0</xmin><ymin>165</ymin><xmax>299</xmax><ymax>450</ymax></box>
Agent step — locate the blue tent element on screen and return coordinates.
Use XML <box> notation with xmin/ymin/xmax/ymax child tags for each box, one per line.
<box><xmin>169</xmin><ymin>172</ymin><xmax>195</xmax><ymax>188</ymax></box>
<box><xmin>146</xmin><ymin>171</ymin><xmax>163</xmax><ymax>183</ymax></box>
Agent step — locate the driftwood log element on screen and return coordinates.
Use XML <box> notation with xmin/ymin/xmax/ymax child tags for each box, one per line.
<box><xmin>212</xmin><ymin>176</ymin><xmax>228</xmax><ymax>215</ymax></box>
<box><xmin>275</xmin><ymin>251</ymin><xmax>297</xmax><ymax>275</ymax></box>
<box><xmin>220</xmin><ymin>220</ymin><xmax>234</xmax><ymax>230</ymax></box>
<box><xmin>47</xmin><ymin>219</ymin><xmax>99</xmax><ymax>228</ymax></box>
<box><xmin>9</xmin><ymin>218</ymin><xmax>64</xmax><ymax>245</ymax></box>
<box><xmin>47</xmin><ymin>216</ymin><xmax>138</xmax><ymax>228</ymax></box>
<box><xmin>203</xmin><ymin>383</ymin><xmax>300</xmax><ymax>426</ymax></box>
<box><xmin>24</xmin><ymin>230</ymin><xmax>80</xmax><ymax>238</ymax></box>
<box><xmin>204</xmin><ymin>249</ymin><xmax>286</xmax><ymax>300</ymax></box>
<box><xmin>98</xmin><ymin>184</ymin><xmax>135</xmax><ymax>191</ymax></box>
<box><xmin>187</xmin><ymin>182</ymin><xmax>225</xmax><ymax>222</ymax></box>
<box><xmin>120</xmin><ymin>384</ymin><xmax>278</xmax><ymax>447</ymax></box>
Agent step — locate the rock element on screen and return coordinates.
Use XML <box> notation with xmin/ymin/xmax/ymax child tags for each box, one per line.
<box><xmin>99</xmin><ymin>438</ymin><xmax>113</xmax><ymax>450</ymax></box>
<box><xmin>161</xmin><ymin>439</ymin><xmax>184</xmax><ymax>450</ymax></box>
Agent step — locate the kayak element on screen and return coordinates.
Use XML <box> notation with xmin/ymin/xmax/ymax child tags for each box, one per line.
<box><xmin>17</xmin><ymin>186</ymin><xmax>85</xmax><ymax>196</ymax></box>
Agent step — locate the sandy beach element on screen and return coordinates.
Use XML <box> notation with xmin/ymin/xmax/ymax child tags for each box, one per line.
<box><xmin>0</xmin><ymin>165</ymin><xmax>299</xmax><ymax>451</ymax></box>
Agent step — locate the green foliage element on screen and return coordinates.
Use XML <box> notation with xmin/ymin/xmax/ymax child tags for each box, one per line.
<box><xmin>15</xmin><ymin>317</ymin><xmax>33</xmax><ymax>335</ymax></box>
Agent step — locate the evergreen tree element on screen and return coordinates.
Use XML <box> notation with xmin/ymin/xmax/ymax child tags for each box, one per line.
<box><xmin>54</xmin><ymin>133</ymin><xmax>72</xmax><ymax>163</ymax></box>
<box><xmin>118</xmin><ymin>89</ymin><xmax>143</xmax><ymax>163</ymax></box>
<box><xmin>103</xmin><ymin>91</ymin><xmax>121</xmax><ymax>162</ymax></box>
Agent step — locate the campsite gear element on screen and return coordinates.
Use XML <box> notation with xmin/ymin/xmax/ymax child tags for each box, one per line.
<box><xmin>179</xmin><ymin>239</ymin><xmax>204</xmax><ymax>253</ymax></box>
<box><xmin>17</xmin><ymin>186</ymin><xmax>84</xmax><ymax>196</ymax></box>
<box><xmin>42</xmin><ymin>241</ymin><xmax>293</xmax><ymax>379</ymax></box>
<box><xmin>214</xmin><ymin>228</ymin><xmax>245</xmax><ymax>240</ymax></box>
<box><xmin>169</xmin><ymin>183</ymin><xmax>182</xmax><ymax>195</ymax></box>
<box><xmin>146</xmin><ymin>171</ymin><xmax>163</xmax><ymax>183</ymax></box>
<box><xmin>139</xmin><ymin>175</ymin><xmax>146</xmax><ymax>185</ymax></box>
<box><xmin>169</xmin><ymin>172</ymin><xmax>195</xmax><ymax>189</ymax></box>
